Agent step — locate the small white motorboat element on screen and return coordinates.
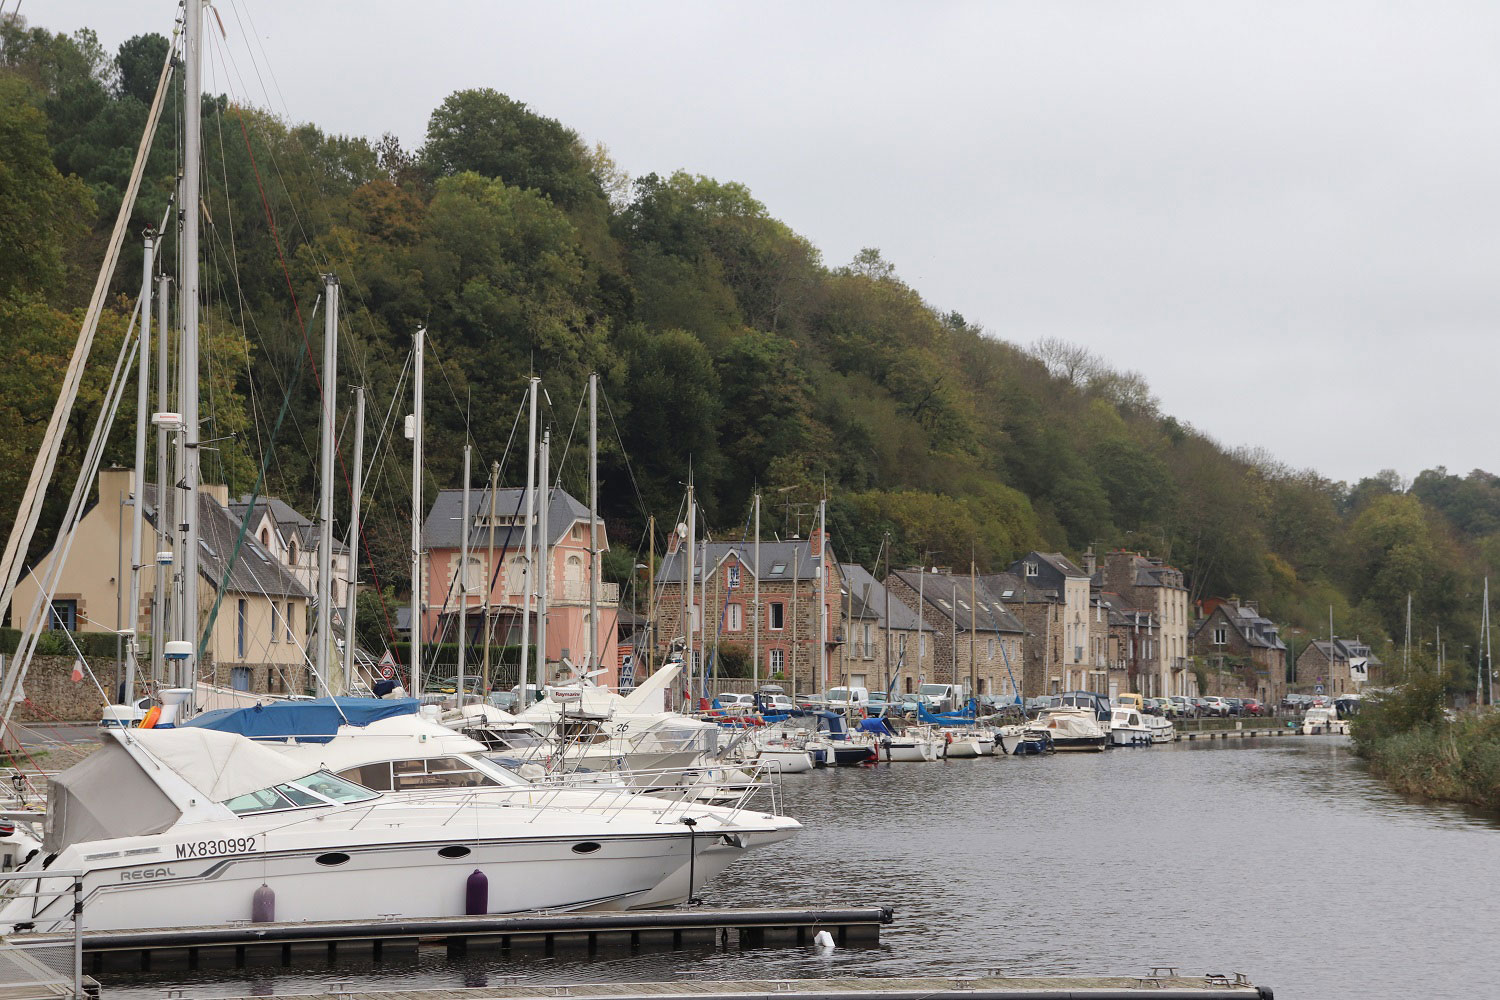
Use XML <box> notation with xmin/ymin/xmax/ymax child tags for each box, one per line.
<box><xmin>942</xmin><ymin>730</ymin><xmax>984</xmax><ymax>758</ymax></box>
<box><xmin>1145</xmin><ymin>714</ymin><xmax>1175</xmax><ymax>744</ymax></box>
<box><xmin>755</xmin><ymin>742</ymin><xmax>815</xmax><ymax>774</ymax></box>
<box><xmin>999</xmin><ymin>724</ymin><xmax>1054</xmax><ymax>755</ymax></box>
<box><xmin>1301</xmin><ymin>706</ymin><xmax>1349</xmax><ymax>735</ymax></box>
<box><xmin>1108</xmin><ymin>708</ymin><xmax>1153</xmax><ymax>747</ymax></box>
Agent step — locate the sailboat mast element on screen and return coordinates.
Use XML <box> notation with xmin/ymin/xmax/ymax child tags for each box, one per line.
<box><xmin>752</xmin><ymin>493</ymin><xmax>760</xmax><ymax>691</ymax></box>
<box><xmin>537</xmin><ymin>430</ymin><xmax>550</xmax><ymax>686</ymax></box>
<box><xmin>482</xmin><ymin>460</ymin><xmax>498</xmax><ymax>694</ymax></box>
<box><xmin>409</xmin><ymin>328</ymin><xmax>425</xmax><ymax>696</ymax></box>
<box><xmin>882</xmin><ymin>533</ymin><xmax>891</xmax><ymax>696</ymax></box>
<box><xmin>970</xmin><ymin>558</ymin><xmax>978</xmax><ymax>704</ymax></box>
<box><xmin>125</xmin><ymin>229</ymin><xmax>155</xmax><ymax>706</ymax></box>
<box><xmin>180</xmin><ymin>0</ymin><xmax>203</xmax><ymax>681</ymax></box>
<box><xmin>151</xmin><ymin>274</ymin><xmax>172</xmax><ymax>687</ymax></box>
<box><xmin>519</xmin><ymin>377</ymin><xmax>538</xmax><ymax>701</ymax></box>
<box><xmin>343</xmin><ymin>385</ymin><xmax>365</xmax><ymax>687</ymax></box>
<box><xmin>588</xmin><ymin>372</ymin><xmax>599</xmax><ymax>676</ymax></box>
<box><xmin>316</xmin><ymin>275</ymin><xmax>339</xmax><ymax>692</ymax></box>
<box><xmin>817</xmin><ymin>497</ymin><xmax>827</xmax><ymax>692</ymax></box>
<box><xmin>685</xmin><ymin>482</ymin><xmax>696</xmax><ymax>704</ymax></box>
<box><xmin>457</xmin><ymin>444</ymin><xmax>471</xmax><ymax>709</ymax></box>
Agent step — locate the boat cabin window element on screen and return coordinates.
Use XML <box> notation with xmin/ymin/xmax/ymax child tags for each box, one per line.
<box><xmin>387</xmin><ymin>757</ymin><xmax>501</xmax><ymax>791</ymax></box>
<box><xmin>221</xmin><ymin>771</ymin><xmax>379</xmax><ymax>815</ymax></box>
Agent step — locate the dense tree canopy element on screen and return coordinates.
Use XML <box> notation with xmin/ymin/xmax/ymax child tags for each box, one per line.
<box><xmin>4</xmin><ymin>17</ymin><xmax>1498</xmax><ymax>681</ymax></box>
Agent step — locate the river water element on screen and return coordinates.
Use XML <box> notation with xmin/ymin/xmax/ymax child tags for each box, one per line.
<box><xmin>100</xmin><ymin>736</ymin><xmax>1497</xmax><ymax>1000</ymax></box>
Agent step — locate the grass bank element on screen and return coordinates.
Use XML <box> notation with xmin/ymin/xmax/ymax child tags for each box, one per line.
<box><xmin>1350</xmin><ymin>675</ymin><xmax>1500</xmax><ymax>810</ymax></box>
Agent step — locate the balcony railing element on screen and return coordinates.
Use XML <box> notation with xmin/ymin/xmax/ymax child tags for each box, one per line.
<box><xmin>558</xmin><ymin>581</ymin><xmax>620</xmax><ymax>604</ymax></box>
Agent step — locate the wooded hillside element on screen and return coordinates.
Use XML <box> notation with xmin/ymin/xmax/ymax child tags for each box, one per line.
<box><xmin>2</xmin><ymin>20</ymin><xmax>1494</xmax><ymax>685</ymax></box>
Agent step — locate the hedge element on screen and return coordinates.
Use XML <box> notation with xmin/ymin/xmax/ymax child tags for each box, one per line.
<box><xmin>0</xmin><ymin>627</ymin><xmax>124</xmax><ymax>659</ymax></box>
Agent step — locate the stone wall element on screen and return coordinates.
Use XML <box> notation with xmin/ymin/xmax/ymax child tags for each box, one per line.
<box><xmin>6</xmin><ymin>655</ymin><xmax>110</xmax><ymax>723</ymax></box>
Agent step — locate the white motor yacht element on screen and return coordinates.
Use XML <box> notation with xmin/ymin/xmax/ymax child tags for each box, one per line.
<box><xmin>1108</xmin><ymin>708</ymin><xmax>1153</xmax><ymax>747</ymax></box>
<box><xmin>1144</xmin><ymin>714</ymin><xmax>1175</xmax><ymax>744</ymax></box>
<box><xmin>0</xmin><ymin>725</ymin><xmax>798</xmax><ymax>934</ymax></box>
<box><xmin>1301</xmin><ymin>706</ymin><xmax>1349</xmax><ymax>735</ymax></box>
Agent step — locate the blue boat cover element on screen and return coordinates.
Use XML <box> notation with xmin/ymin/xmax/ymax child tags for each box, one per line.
<box><xmin>917</xmin><ymin>701</ymin><xmax>978</xmax><ymax>726</ymax></box>
<box><xmin>185</xmin><ymin>697</ymin><xmax>420</xmax><ymax>744</ymax></box>
<box><xmin>858</xmin><ymin>718</ymin><xmax>894</xmax><ymax>737</ymax></box>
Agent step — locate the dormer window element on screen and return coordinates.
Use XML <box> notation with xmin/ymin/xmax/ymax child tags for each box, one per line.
<box><xmin>727</xmin><ymin>565</ymin><xmax>741</xmax><ymax>589</ymax></box>
<box><xmin>1025</xmin><ymin>562</ymin><xmax>1039</xmax><ymax>578</ymax></box>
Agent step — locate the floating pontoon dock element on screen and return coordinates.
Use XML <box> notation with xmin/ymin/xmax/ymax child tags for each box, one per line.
<box><xmin>202</xmin><ymin>974</ymin><xmax>1273</xmax><ymax>1000</ymax></box>
<box><xmin>10</xmin><ymin>906</ymin><xmax>894</xmax><ymax>974</ymax></box>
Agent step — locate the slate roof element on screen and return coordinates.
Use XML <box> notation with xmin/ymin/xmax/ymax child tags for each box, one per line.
<box><xmin>840</xmin><ymin>563</ymin><xmax>925</xmax><ymax>631</ymax></box>
<box><xmin>1304</xmin><ymin>638</ymin><xmax>1382</xmax><ymax>666</ymax></box>
<box><xmin>980</xmin><ymin>571</ymin><xmax>1060</xmax><ymax>603</ymax></box>
<box><xmin>144</xmin><ymin>487</ymin><xmax>310</xmax><ymax>599</ymax></box>
<box><xmin>1097</xmin><ymin>590</ymin><xmax>1157</xmax><ymax>627</ymax></box>
<box><xmin>422</xmin><ymin>487</ymin><xmax>594</xmax><ymax>551</ymax></box>
<box><xmin>1190</xmin><ymin>601</ymin><xmax>1287</xmax><ymax>651</ymax></box>
<box><xmin>886</xmin><ymin>569</ymin><xmax>1025</xmax><ymax>634</ymax></box>
<box><xmin>230</xmin><ymin>495</ymin><xmax>345</xmax><ymax>553</ymax></box>
<box><xmin>1030</xmin><ymin>551</ymin><xmax>1089</xmax><ymax>578</ymax></box>
<box><xmin>658</xmin><ymin>539</ymin><xmax>830</xmax><ymax>584</ymax></box>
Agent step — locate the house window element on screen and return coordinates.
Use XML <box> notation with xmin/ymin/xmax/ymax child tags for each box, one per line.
<box><xmin>988</xmin><ymin>638</ymin><xmax>995</xmax><ymax>659</ymax></box>
<box><xmin>1213</xmin><ymin>627</ymin><xmax>1228</xmax><ymax>646</ymax></box>
<box><xmin>260</xmin><ymin>528</ymin><xmax>271</xmax><ymax>547</ymax></box>
<box><xmin>769</xmin><ymin>602</ymin><xmax>785</xmax><ymax>631</ymax></box>
<box><xmin>285</xmin><ymin>601</ymin><xmax>295</xmax><ymax>642</ymax></box>
<box><xmin>769</xmin><ymin>648</ymin><xmax>785</xmax><ymax>674</ymax></box>
<box><xmin>288</xmin><ymin>539</ymin><xmax>299</xmax><ymax>564</ymax></box>
<box><xmin>270</xmin><ymin>603</ymin><xmax>279</xmax><ymax>643</ymax></box>
<box><xmin>1025</xmin><ymin>562</ymin><xmax>1038</xmax><ymax>578</ymax></box>
<box><xmin>689</xmin><ymin>603</ymin><xmax>701</xmax><ymax>634</ymax></box>
<box><xmin>727</xmin><ymin>564</ymin><xmax>741</xmax><ymax>590</ymax></box>
<box><xmin>920</xmin><ymin>633</ymin><xmax>928</xmax><ymax>657</ymax></box>
<box><xmin>236</xmin><ymin>599</ymin><xmax>248</xmax><ymax>659</ymax></box>
<box><xmin>47</xmin><ymin>600</ymin><xmax>77</xmax><ymax>632</ymax></box>
<box><xmin>571</xmin><ymin>524</ymin><xmax>583</xmax><ymax>540</ymax></box>
<box><xmin>462</xmin><ymin>555</ymin><xmax>484</xmax><ymax>593</ymax></box>
<box><xmin>726</xmin><ymin>603</ymin><xmax>743</xmax><ymax>632</ymax></box>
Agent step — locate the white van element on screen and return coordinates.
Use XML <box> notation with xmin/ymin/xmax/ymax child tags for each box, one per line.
<box><xmin>826</xmin><ymin>686</ymin><xmax>871</xmax><ymax>709</ymax></box>
<box><xmin>917</xmin><ymin>683</ymin><xmax>965</xmax><ymax>712</ymax></box>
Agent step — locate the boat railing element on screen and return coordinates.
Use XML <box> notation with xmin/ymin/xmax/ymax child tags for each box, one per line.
<box><xmin>266</xmin><ymin>761</ymin><xmax>781</xmax><ymax>833</ymax></box>
<box><xmin>0</xmin><ymin>868</ymin><xmax>85</xmax><ymax>996</ymax></box>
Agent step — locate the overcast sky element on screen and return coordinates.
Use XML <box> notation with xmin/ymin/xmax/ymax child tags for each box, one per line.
<box><xmin>34</xmin><ymin>1</ymin><xmax>1500</xmax><ymax>485</ymax></box>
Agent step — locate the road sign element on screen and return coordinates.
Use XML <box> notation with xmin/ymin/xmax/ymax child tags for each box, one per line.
<box><xmin>1315</xmin><ymin>684</ymin><xmax>1324</xmax><ymax>694</ymax></box>
<box><xmin>378</xmin><ymin>649</ymin><xmax>396</xmax><ymax>680</ymax></box>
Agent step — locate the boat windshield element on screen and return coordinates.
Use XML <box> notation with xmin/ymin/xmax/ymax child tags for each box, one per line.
<box><xmin>220</xmin><ymin>770</ymin><xmax>379</xmax><ymax>815</ymax></box>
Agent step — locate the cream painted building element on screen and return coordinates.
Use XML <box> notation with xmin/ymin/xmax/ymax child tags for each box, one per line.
<box><xmin>1098</xmin><ymin>550</ymin><xmax>1192</xmax><ymax>697</ymax></box>
<box><xmin>12</xmin><ymin>468</ymin><xmax>313</xmax><ymax>693</ymax></box>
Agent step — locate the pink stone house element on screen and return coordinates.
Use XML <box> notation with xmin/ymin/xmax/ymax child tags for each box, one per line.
<box><xmin>420</xmin><ymin>487</ymin><xmax>620</xmax><ymax>687</ymax></box>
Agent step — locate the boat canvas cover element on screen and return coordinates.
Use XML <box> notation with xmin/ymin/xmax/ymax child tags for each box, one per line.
<box><xmin>185</xmin><ymin>696</ymin><xmax>419</xmax><ymax>744</ymax></box>
<box><xmin>130</xmin><ymin>727</ymin><xmax>314</xmax><ymax>800</ymax></box>
<box><xmin>44</xmin><ymin>740</ymin><xmax>181</xmax><ymax>852</ymax></box>
<box><xmin>857</xmin><ymin>718</ymin><xmax>895</xmax><ymax>737</ymax></box>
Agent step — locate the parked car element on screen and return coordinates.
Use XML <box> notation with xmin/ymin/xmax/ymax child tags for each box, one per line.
<box><xmin>1143</xmin><ymin>697</ymin><xmax>1168</xmax><ymax>717</ymax></box>
<box><xmin>1166</xmin><ymin>695</ymin><xmax>1190</xmax><ymax>717</ymax></box>
<box><xmin>717</xmin><ymin>692</ymin><xmax>756</xmax><ymax>710</ymax></box>
<box><xmin>759</xmin><ymin>693</ymin><xmax>795</xmax><ymax>712</ymax></box>
<box><xmin>1241</xmin><ymin>698</ymin><xmax>1266</xmax><ymax>717</ymax></box>
<box><xmin>917</xmin><ymin>683</ymin><xmax>965</xmax><ymax>712</ymax></box>
<box><xmin>1201</xmin><ymin>696</ymin><xmax>1231</xmax><ymax>717</ymax></box>
<box><xmin>866</xmin><ymin>690</ymin><xmax>893</xmax><ymax>715</ymax></box>
<box><xmin>1224</xmin><ymin>697</ymin><xmax>1245</xmax><ymax>716</ymax></box>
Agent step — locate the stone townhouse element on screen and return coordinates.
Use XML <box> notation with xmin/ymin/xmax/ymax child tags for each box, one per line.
<box><xmin>883</xmin><ymin>569</ymin><xmax>1025</xmax><ymax>699</ymax></box>
<box><xmin>1190</xmin><ymin>599</ymin><xmax>1288</xmax><ymax>705</ymax></box>
<box><xmin>1096</xmin><ymin>550</ymin><xmax>1192</xmax><ymax>697</ymax></box>
<box><xmin>1294</xmin><ymin>637</ymin><xmax>1380</xmax><ymax>696</ymax></box>
<box><xmin>12</xmin><ymin>468</ymin><xmax>314</xmax><ymax>698</ymax></box>
<box><xmin>838</xmin><ymin>562</ymin><xmax>934</xmax><ymax>693</ymax></box>
<box><xmin>977</xmin><ymin>571</ymin><xmax>1049</xmax><ymax>697</ymax></box>
<box><xmin>1097</xmin><ymin>590</ymin><xmax>1163</xmax><ymax>700</ymax></box>
<box><xmin>420</xmin><ymin>487</ymin><xmax>620</xmax><ymax>687</ymax></box>
<box><xmin>998</xmin><ymin>551</ymin><xmax>1103</xmax><ymax>694</ymax></box>
<box><xmin>230</xmin><ymin>495</ymin><xmax>350</xmax><ymax>615</ymax></box>
<box><xmin>656</xmin><ymin>530</ymin><xmax>844</xmax><ymax>695</ymax></box>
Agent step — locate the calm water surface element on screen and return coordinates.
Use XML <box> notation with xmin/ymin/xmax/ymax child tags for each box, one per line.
<box><xmin>100</xmin><ymin>736</ymin><xmax>1498</xmax><ymax>999</ymax></box>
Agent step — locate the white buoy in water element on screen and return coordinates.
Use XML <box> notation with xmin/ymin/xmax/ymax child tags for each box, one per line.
<box><xmin>813</xmin><ymin>930</ymin><xmax>835</xmax><ymax>950</ymax></box>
